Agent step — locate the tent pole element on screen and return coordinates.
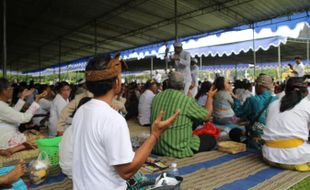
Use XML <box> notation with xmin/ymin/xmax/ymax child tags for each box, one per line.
<box><xmin>278</xmin><ymin>45</ymin><xmax>281</xmax><ymax>80</ymax></box>
<box><xmin>199</xmin><ymin>56</ymin><xmax>202</xmax><ymax>81</ymax></box>
<box><xmin>174</xmin><ymin>0</ymin><xmax>178</xmax><ymax>41</ymax></box>
<box><xmin>39</xmin><ymin>48</ymin><xmax>41</xmax><ymax>83</ymax></box>
<box><xmin>235</xmin><ymin>64</ymin><xmax>237</xmax><ymax>79</ymax></box>
<box><xmin>94</xmin><ymin>19</ymin><xmax>98</xmax><ymax>55</ymax></box>
<box><xmin>2</xmin><ymin>0</ymin><xmax>7</xmax><ymax>77</ymax></box>
<box><xmin>252</xmin><ymin>24</ymin><xmax>256</xmax><ymax>79</ymax></box>
<box><xmin>150</xmin><ymin>57</ymin><xmax>154</xmax><ymax>78</ymax></box>
<box><xmin>307</xmin><ymin>40</ymin><xmax>309</xmax><ymax>65</ymax></box>
<box><xmin>66</xmin><ymin>66</ymin><xmax>69</xmax><ymax>81</ymax></box>
<box><xmin>58</xmin><ymin>40</ymin><xmax>62</xmax><ymax>81</ymax></box>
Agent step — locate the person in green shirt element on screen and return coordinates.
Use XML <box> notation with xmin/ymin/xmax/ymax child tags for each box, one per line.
<box><xmin>151</xmin><ymin>72</ymin><xmax>217</xmax><ymax>158</ymax></box>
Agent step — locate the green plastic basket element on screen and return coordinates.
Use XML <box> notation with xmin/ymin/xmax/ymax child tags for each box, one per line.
<box><xmin>36</xmin><ymin>136</ymin><xmax>62</xmax><ymax>166</ymax></box>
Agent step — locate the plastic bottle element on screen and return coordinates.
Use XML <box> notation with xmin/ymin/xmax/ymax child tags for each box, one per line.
<box><xmin>167</xmin><ymin>162</ymin><xmax>179</xmax><ymax>176</ymax></box>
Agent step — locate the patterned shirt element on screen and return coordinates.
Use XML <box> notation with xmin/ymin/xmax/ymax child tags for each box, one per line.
<box><xmin>151</xmin><ymin>89</ymin><xmax>208</xmax><ymax>158</ymax></box>
<box><xmin>233</xmin><ymin>91</ymin><xmax>277</xmax><ymax>124</ymax></box>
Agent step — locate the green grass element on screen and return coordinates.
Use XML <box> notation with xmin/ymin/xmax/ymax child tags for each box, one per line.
<box><xmin>289</xmin><ymin>176</ymin><xmax>310</xmax><ymax>190</ymax></box>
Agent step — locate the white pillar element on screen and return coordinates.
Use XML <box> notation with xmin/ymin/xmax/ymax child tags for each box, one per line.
<box><xmin>174</xmin><ymin>0</ymin><xmax>178</xmax><ymax>41</ymax></box>
<box><xmin>2</xmin><ymin>0</ymin><xmax>7</xmax><ymax>77</ymax></box>
<box><xmin>252</xmin><ymin>25</ymin><xmax>256</xmax><ymax>79</ymax></box>
<box><xmin>58</xmin><ymin>40</ymin><xmax>62</xmax><ymax>81</ymax></box>
<box><xmin>39</xmin><ymin>49</ymin><xmax>41</xmax><ymax>83</ymax></box>
<box><xmin>235</xmin><ymin>64</ymin><xmax>237</xmax><ymax>79</ymax></box>
<box><xmin>150</xmin><ymin>57</ymin><xmax>154</xmax><ymax>78</ymax></box>
<box><xmin>307</xmin><ymin>40</ymin><xmax>309</xmax><ymax>65</ymax></box>
<box><xmin>278</xmin><ymin>45</ymin><xmax>281</xmax><ymax>80</ymax></box>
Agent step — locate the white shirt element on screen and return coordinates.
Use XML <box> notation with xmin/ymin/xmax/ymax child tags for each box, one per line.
<box><xmin>0</xmin><ymin>99</ymin><xmax>40</xmax><ymax>149</ymax></box>
<box><xmin>235</xmin><ymin>89</ymin><xmax>253</xmax><ymax>105</ymax></box>
<box><xmin>59</xmin><ymin>125</ymin><xmax>73</xmax><ymax>178</ymax></box>
<box><xmin>293</xmin><ymin>62</ymin><xmax>305</xmax><ymax>77</ymax></box>
<box><xmin>0</xmin><ymin>99</ymin><xmax>40</xmax><ymax>126</ymax></box>
<box><xmin>49</xmin><ymin>94</ymin><xmax>69</xmax><ymax>136</ymax></box>
<box><xmin>276</xmin><ymin>91</ymin><xmax>285</xmax><ymax>100</ymax></box>
<box><xmin>154</xmin><ymin>73</ymin><xmax>162</xmax><ymax>83</ymax></box>
<box><xmin>138</xmin><ymin>90</ymin><xmax>155</xmax><ymax>125</ymax></box>
<box><xmin>72</xmin><ymin>99</ymin><xmax>135</xmax><ymax>190</ymax></box>
<box><xmin>32</xmin><ymin>98</ymin><xmax>51</xmax><ymax>126</ymax></box>
<box><xmin>262</xmin><ymin>98</ymin><xmax>310</xmax><ymax>165</ymax></box>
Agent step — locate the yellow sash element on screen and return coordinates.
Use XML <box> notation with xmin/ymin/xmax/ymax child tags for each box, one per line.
<box><xmin>265</xmin><ymin>138</ymin><xmax>304</xmax><ymax>148</ymax></box>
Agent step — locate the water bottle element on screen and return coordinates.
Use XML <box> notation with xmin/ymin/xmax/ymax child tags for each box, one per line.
<box><xmin>167</xmin><ymin>162</ymin><xmax>179</xmax><ymax>176</ymax></box>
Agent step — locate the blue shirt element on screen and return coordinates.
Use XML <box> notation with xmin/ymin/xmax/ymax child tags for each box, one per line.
<box><xmin>233</xmin><ymin>91</ymin><xmax>277</xmax><ymax>124</ymax></box>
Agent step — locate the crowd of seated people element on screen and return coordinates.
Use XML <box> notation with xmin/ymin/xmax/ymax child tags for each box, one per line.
<box><xmin>0</xmin><ymin>77</ymin><xmax>134</xmax><ymax>157</ymax></box>
<box><xmin>0</xmin><ymin>60</ymin><xmax>309</xmax><ymax>189</ymax></box>
<box><xmin>143</xmin><ymin>71</ymin><xmax>310</xmax><ymax>169</ymax></box>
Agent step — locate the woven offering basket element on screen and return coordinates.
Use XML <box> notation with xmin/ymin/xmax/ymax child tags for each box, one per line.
<box><xmin>218</xmin><ymin>141</ymin><xmax>246</xmax><ymax>154</ymax></box>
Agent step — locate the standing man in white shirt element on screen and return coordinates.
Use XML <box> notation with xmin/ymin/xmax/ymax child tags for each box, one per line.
<box><xmin>191</xmin><ymin>58</ymin><xmax>199</xmax><ymax>97</ymax></box>
<box><xmin>72</xmin><ymin>55</ymin><xmax>179</xmax><ymax>190</ymax></box>
<box><xmin>289</xmin><ymin>56</ymin><xmax>305</xmax><ymax>77</ymax></box>
<box><xmin>138</xmin><ymin>80</ymin><xmax>158</xmax><ymax>126</ymax></box>
<box><xmin>166</xmin><ymin>42</ymin><xmax>192</xmax><ymax>95</ymax></box>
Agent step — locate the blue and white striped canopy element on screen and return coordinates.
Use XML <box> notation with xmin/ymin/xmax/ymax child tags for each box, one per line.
<box><xmin>24</xmin><ymin>11</ymin><xmax>310</xmax><ymax>76</ymax></box>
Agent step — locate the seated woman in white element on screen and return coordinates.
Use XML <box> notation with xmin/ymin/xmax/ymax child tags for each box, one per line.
<box><xmin>0</xmin><ymin>78</ymin><xmax>46</xmax><ymax>157</ymax></box>
<box><xmin>49</xmin><ymin>82</ymin><xmax>71</xmax><ymax>137</ymax></box>
<box><xmin>262</xmin><ymin>77</ymin><xmax>310</xmax><ymax>171</ymax></box>
<box><xmin>59</xmin><ymin>97</ymin><xmax>92</xmax><ymax>178</ymax></box>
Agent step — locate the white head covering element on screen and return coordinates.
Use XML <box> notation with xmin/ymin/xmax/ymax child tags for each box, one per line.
<box><xmin>191</xmin><ymin>58</ymin><xmax>198</xmax><ymax>63</ymax></box>
<box><xmin>173</xmin><ymin>42</ymin><xmax>182</xmax><ymax>47</ymax></box>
